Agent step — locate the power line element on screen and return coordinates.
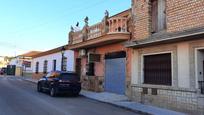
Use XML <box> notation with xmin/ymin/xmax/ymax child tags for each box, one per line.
<box><xmin>10</xmin><ymin>0</ymin><xmax>108</xmax><ymax>37</ymax></box>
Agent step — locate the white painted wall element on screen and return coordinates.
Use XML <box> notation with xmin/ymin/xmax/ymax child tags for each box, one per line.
<box><xmin>131</xmin><ymin>50</ymin><xmax>139</xmax><ymax>84</ymax></box>
<box><xmin>32</xmin><ymin>50</ymin><xmax>74</xmax><ymax>73</ymax></box>
<box><xmin>196</xmin><ymin>50</ymin><xmax>204</xmax><ymax>81</ymax></box>
<box><xmin>177</xmin><ymin>42</ymin><xmax>190</xmax><ymax>88</ymax></box>
<box><xmin>131</xmin><ymin>42</ymin><xmax>192</xmax><ymax>89</ymax></box>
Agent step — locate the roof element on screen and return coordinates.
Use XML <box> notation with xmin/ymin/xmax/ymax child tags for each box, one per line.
<box><xmin>19</xmin><ymin>51</ymin><xmax>42</xmax><ymax>57</ymax></box>
<box><xmin>32</xmin><ymin>45</ymin><xmax>68</xmax><ymax>58</ymax></box>
<box><xmin>125</xmin><ymin>27</ymin><xmax>204</xmax><ymax>48</ymax></box>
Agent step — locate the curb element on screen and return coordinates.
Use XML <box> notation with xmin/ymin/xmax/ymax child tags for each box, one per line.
<box><xmin>79</xmin><ymin>94</ymin><xmax>151</xmax><ymax>115</ymax></box>
<box><xmin>22</xmin><ymin>78</ymin><xmax>38</xmax><ymax>84</ymax></box>
<box><xmin>22</xmin><ymin>78</ymin><xmax>184</xmax><ymax>115</ymax></box>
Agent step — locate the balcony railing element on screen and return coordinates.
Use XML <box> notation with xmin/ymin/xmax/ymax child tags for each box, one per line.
<box><xmin>88</xmin><ymin>23</ymin><xmax>102</xmax><ymax>40</ymax></box>
<box><xmin>69</xmin><ymin>17</ymin><xmax>129</xmax><ymax>45</ymax></box>
<box><xmin>199</xmin><ymin>81</ymin><xmax>204</xmax><ymax>94</ymax></box>
<box><xmin>72</xmin><ymin>31</ymin><xmax>83</xmax><ymax>44</ymax></box>
<box><xmin>108</xmin><ymin>18</ymin><xmax>128</xmax><ymax>33</ymax></box>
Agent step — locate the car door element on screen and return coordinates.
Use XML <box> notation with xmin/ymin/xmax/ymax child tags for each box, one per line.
<box><xmin>44</xmin><ymin>72</ymin><xmax>52</xmax><ymax>89</ymax></box>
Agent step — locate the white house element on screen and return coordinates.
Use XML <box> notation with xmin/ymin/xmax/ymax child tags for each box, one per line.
<box><xmin>32</xmin><ymin>45</ymin><xmax>75</xmax><ymax>79</ymax></box>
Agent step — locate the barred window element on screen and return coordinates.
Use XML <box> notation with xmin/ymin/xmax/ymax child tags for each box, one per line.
<box><xmin>62</xmin><ymin>57</ymin><xmax>67</xmax><ymax>71</ymax></box>
<box><xmin>35</xmin><ymin>62</ymin><xmax>39</xmax><ymax>74</ymax></box>
<box><xmin>143</xmin><ymin>53</ymin><xmax>172</xmax><ymax>86</ymax></box>
<box><xmin>43</xmin><ymin>60</ymin><xmax>48</xmax><ymax>74</ymax></box>
<box><xmin>53</xmin><ymin>60</ymin><xmax>56</xmax><ymax>71</ymax></box>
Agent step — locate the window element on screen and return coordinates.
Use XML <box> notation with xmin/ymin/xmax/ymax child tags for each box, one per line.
<box><xmin>35</xmin><ymin>62</ymin><xmax>39</xmax><ymax>74</ymax></box>
<box><xmin>53</xmin><ymin>60</ymin><xmax>56</xmax><ymax>71</ymax></box>
<box><xmin>25</xmin><ymin>62</ymin><xmax>31</xmax><ymax>68</ymax></box>
<box><xmin>43</xmin><ymin>60</ymin><xmax>48</xmax><ymax>74</ymax></box>
<box><xmin>62</xmin><ymin>57</ymin><xmax>67</xmax><ymax>71</ymax></box>
<box><xmin>86</xmin><ymin>63</ymin><xmax>95</xmax><ymax>76</ymax></box>
<box><xmin>151</xmin><ymin>0</ymin><xmax>166</xmax><ymax>33</ymax></box>
<box><xmin>143</xmin><ymin>53</ymin><xmax>172</xmax><ymax>85</ymax></box>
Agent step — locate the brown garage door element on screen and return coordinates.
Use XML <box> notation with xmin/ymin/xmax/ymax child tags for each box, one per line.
<box><xmin>144</xmin><ymin>53</ymin><xmax>172</xmax><ymax>86</ymax></box>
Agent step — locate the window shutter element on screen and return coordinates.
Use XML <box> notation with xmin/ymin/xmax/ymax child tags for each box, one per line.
<box><xmin>151</xmin><ymin>0</ymin><xmax>158</xmax><ymax>33</ymax></box>
<box><xmin>158</xmin><ymin>0</ymin><xmax>166</xmax><ymax>31</ymax></box>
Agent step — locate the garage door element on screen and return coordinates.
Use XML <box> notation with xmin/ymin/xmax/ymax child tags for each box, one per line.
<box><xmin>104</xmin><ymin>51</ymin><xmax>126</xmax><ymax>94</ymax></box>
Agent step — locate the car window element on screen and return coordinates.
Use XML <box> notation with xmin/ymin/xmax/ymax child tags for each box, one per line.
<box><xmin>60</xmin><ymin>73</ymin><xmax>79</xmax><ymax>81</ymax></box>
<box><xmin>45</xmin><ymin>73</ymin><xmax>52</xmax><ymax>78</ymax></box>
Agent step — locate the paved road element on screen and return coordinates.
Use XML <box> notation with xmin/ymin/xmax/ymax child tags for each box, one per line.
<box><xmin>0</xmin><ymin>76</ymin><xmax>141</xmax><ymax>115</ymax></box>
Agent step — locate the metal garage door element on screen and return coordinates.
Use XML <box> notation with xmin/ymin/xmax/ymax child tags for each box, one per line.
<box><xmin>104</xmin><ymin>52</ymin><xmax>126</xmax><ymax>94</ymax></box>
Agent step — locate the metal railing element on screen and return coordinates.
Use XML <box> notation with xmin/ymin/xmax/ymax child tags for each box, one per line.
<box><xmin>198</xmin><ymin>81</ymin><xmax>204</xmax><ymax>94</ymax></box>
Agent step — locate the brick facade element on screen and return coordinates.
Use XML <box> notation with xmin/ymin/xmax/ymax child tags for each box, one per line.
<box><xmin>167</xmin><ymin>0</ymin><xmax>204</xmax><ymax>33</ymax></box>
<box><xmin>131</xmin><ymin>0</ymin><xmax>151</xmax><ymax>40</ymax></box>
<box><xmin>131</xmin><ymin>0</ymin><xmax>204</xmax><ymax>40</ymax></box>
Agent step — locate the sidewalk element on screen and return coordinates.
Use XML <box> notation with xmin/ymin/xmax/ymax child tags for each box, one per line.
<box><xmin>22</xmin><ymin>77</ymin><xmax>187</xmax><ymax>115</ymax></box>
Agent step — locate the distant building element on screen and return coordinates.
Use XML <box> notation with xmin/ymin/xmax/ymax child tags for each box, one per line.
<box><xmin>9</xmin><ymin>51</ymin><xmax>41</xmax><ymax>76</ymax></box>
<box><xmin>0</xmin><ymin>56</ymin><xmax>10</xmax><ymax>68</ymax></box>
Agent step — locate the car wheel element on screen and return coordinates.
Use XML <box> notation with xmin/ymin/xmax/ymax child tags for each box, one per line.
<box><xmin>50</xmin><ymin>88</ymin><xmax>56</xmax><ymax>97</ymax></box>
<box><xmin>37</xmin><ymin>83</ymin><xmax>42</xmax><ymax>92</ymax></box>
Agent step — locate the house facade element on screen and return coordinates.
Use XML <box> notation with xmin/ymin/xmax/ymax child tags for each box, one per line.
<box><xmin>125</xmin><ymin>0</ymin><xmax>204</xmax><ymax>114</ymax></box>
<box><xmin>68</xmin><ymin>9</ymin><xmax>133</xmax><ymax>95</ymax></box>
<box><xmin>32</xmin><ymin>45</ymin><xmax>75</xmax><ymax>79</ymax></box>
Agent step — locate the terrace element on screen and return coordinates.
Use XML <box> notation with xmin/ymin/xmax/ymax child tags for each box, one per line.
<box><xmin>68</xmin><ymin>10</ymin><xmax>131</xmax><ymax>50</ymax></box>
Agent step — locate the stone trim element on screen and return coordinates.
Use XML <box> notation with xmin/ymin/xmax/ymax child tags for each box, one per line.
<box><xmin>136</xmin><ymin>44</ymin><xmax>178</xmax><ymax>87</ymax></box>
<box><xmin>131</xmin><ymin>84</ymin><xmax>197</xmax><ymax>93</ymax></box>
<box><xmin>131</xmin><ymin>85</ymin><xmax>204</xmax><ymax>114</ymax></box>
<box><xmin>189</xmin><ymin>39</ymin><xmax>204</xmax><ymax>89</ymax></box>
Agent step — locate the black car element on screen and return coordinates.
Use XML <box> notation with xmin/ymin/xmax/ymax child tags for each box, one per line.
<box><xmin>37</xmin><ymin>71</ymin><xmax>81</xmax><ymax>97</ymax></box>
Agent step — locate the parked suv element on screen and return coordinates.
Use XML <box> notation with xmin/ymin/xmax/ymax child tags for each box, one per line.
<box><xmin>37</xmin><ymin>71</ymin><xmax>81</xmax><ymax>97</ymax></box>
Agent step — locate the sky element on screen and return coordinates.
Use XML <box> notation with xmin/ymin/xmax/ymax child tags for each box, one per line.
<box><xmin>0</xmin><ymin>0</ymin><xmax>131</xmax><ymax>57</ymax></box>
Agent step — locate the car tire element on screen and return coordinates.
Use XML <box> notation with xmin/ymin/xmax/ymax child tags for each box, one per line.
<box><xmin>50</xmin><ymin>88</ymin><xmax>56</xmax><ymax>97</ymax></box>
<box><xmin>37</xmin><ymin>83</ymin><xmax>42</xmax><ymax>92</ymax></box>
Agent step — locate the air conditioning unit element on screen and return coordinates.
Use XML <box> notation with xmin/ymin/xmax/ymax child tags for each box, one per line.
<box><xmin>79</xmin><ymin>49</ymin><xmax>86</xmax><ymax>57</ymax></box>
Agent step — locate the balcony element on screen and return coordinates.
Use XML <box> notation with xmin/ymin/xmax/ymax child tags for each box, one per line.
<box><xmin>68</xmin><ymin>16</ymin><xmax>130</xmax><ymax>50</ymax></box>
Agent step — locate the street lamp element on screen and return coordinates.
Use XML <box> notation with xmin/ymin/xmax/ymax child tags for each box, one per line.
<box><xmin>61</xmin><ymin>46</ymin><xmax>66</xmax><ymax>71</ymax></box>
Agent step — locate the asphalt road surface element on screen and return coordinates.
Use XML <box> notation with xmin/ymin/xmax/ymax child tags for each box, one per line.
<box><xmin>0</xmin><ymin>76</ymin><xmax>141</xmax><ymax>115</ymax></box>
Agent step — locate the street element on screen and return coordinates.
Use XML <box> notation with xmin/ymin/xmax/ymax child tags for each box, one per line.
<box><xmin>0</xmin><ymin>76</ymin><xmax>140</xmax><ymax>115</ymax></box>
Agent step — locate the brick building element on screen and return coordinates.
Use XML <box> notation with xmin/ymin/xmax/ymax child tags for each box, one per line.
<box><xmin>125</xmin><ymin>0</ymin><xmax>204</xmax><ymax>114</ymax></box>
<box><xmin>68</xmin><ymin>9</ymin><xmax>133</xmax><ymax>95</ymax></box>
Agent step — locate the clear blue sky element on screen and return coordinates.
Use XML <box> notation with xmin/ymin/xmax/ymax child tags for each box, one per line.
<box><xmin>0</xmin><ymin>0</ymin><xmax>131</xmax><ymax>56</ymax></box>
